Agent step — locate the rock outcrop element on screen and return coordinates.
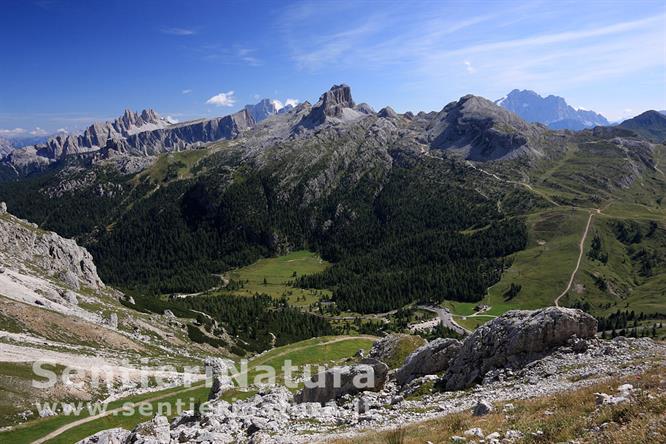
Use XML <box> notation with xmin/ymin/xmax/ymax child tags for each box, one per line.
<box><xmin>378</xmin><ymin>106</ymin><xmax>399</xmax><ymax>119</ymax></box>
<box><xmin>0</xmin><ymin>205</ymin><xmax>104</xmax><ymax>289</ymax></box>
<box><xmin>128</xmin><ymin>415</ymin><xmax>171</xmax><ymax>443</ymax></box>
<box><xmin>0</xmin><ymin>137</ymin><xmax>13</xmax><ymax>159</ymax></box>
<box><xmin>294</xmin><ymin>358</ymin><xmax>388</xmax><ymax>404</ymax></box>
<box><xmin>204</xmin><ymin>357</ymin><xmax>235</xmax><ymax>400</ymax></box>
<box><xmin>395</xmin><ymin>338</ymin><xmax>462</xmax><ymax>386</ymax></box>
<box><xmin>442</xmin><ymin>307</ymin><xmax>597</xmax><ymax>391</ymax></box>
<box><xmin>299</xmin><ymin>84</ymin><xmax>364</xmax><ymax>127</ymax></box>
<box><xmin>77</xmin><ymin>428</ymin><xmax>131</xmax><ymax>444</ymax></box>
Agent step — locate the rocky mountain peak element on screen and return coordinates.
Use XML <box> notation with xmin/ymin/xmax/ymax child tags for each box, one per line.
<box><xmin>298</xmin><ymin>84</ymin><xmax>363</xmax><ymax>128</ymax></box>
<box><xmin>427</xmin><ymin>94</ymin><xmax>545</xmax><ymax>161</ymax></box>
<box><xmin>319</xmin><ymin>84</ymin><xmax>355</xmax><ymax>117</ymax></box>
<box><xmin>618</xmin><ymin>110</ymin><xmax>666</xmax><ymax>143</ymax></box>
<box><xmin>245</xmin><ymin>99</ymin><xmax>280</xmax><ymax>123</ymax></box>
<box><xmin>378</xmin><ymin>106</ymin><xmax>399</xmax><ymax>119</ymax></box>
<box><xmin>497</xmin><ymin>89</ymin><xmax>608</xmax><ymax>130</ymax></box>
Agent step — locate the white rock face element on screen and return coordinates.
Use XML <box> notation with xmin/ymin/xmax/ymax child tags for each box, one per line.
<box><xmin>294</xmin><ymin>358</ymin><xmax>389</xmax><ymax>404</ymax></box>
<box><xmin>395</xmin><ymin>338</ymin><xmax>461</xmax><ymax>386</ymax></box>
<box><xmin>443</xmin><ymin>307</ymin><xmax>597</xmax><ymax>390</ymax></box>
<box><xmin>0</xmin><ymin>208</ymin><xmax>104</xmax><ymax>290</ymax></box>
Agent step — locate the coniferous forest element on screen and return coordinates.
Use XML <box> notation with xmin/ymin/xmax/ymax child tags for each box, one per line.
<box><xmin>0</xmin><ymin>157</ymin><xmax>529</xmax><ymax>314</ymax></box>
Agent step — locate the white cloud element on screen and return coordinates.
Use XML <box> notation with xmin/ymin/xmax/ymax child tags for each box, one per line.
<box><xmin>56</xmin><ymin>128</ymin><xmax>68</xmax><ymax>133</ymax></box>
<box><xmin>182</xmin><ymin>89</ymin><xmax>192</xmax><ymax>94</ymax></box>
<box><xmin>165</xmin><ymin>116</ymin><xmax>179</xmax><ymax>123</ymax></box>
<box><xmin>0</xmin><ymin>128</ymin><xmax>26</xmax><ymax>136</ymax></box>
<box><xmin>270</xmin><ymin>98</ymin><xmax>299</xmax><ymax>111</ymax></box>
<box><xmin>464</xmin><ymin>60</ymin><xmax>476</xmax><ymax>74</ymax></box>
<box><xmin>206</xmin><ymin>91</ymin><xmax>236</xmax><ymax>107</ymax></box>
<box><xmin>30</xmin><ymin>127</ymin><xmax>48</xmax><ymax>136</ymax></box>
<box><xmin>161</xmin><ymin>27</ymin><xmax>196</xmax><ymax>36</ymax></box>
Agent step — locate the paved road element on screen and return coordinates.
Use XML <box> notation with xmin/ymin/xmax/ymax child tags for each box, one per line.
<box><xmin>417</xmin><ymin>305</ymin><xmax>471</xmax><ymax>335</ymax></box>
<box><xmin>554</xmin><ymin>209</ymin><xmax>600</xmax><ymax>307</ymax></box>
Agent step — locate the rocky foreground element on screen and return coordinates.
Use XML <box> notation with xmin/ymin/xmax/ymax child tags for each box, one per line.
<box><xmin>80</xmin><ymin>308</ymin><xmax>665</xmax><ymax>443</ymax></box>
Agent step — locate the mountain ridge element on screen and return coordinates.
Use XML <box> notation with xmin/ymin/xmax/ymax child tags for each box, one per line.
<box><xmin>496</xmin><ymin>89</ymin><xmax>609</xmax><ymax>130</ymax></box>
<box><xmin>618</xmin><ymin>110</ymin><xmax>666</xmax><ymax>143</ymax></box>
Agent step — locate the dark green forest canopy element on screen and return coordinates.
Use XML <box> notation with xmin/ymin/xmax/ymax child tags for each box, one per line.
<box><xmin>0</xmin><ymin>156</ymin><xmax>528</xmax><ymax>313</ymax></box>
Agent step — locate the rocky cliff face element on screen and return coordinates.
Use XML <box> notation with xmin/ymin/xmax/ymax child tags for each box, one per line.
<box><xmin>42</xmin><ymin>109</ymin><xmax>172</xmax><ymax>158</ymax></box>
<box><xmin>298</xmin><ymin>84</ymin><xmax>365</xmax><ymax>127</ymax></box>
<box><xmin>106</xmin><ymin>109</ymin><xmax>254</xmax><ymax>156</ymax></box>
<box><xmin>0</xmin><ymin>202</ymin><xmax>103</xmax><ymax>290</ymax></box>
<box><xmin>0</xmin><ymin>137</ymin><xmax>13</xmax><ymax>159</ymax></box>
<box><xmin>4</xmin><ymin>108</ymin><xmax>254</xmax><ymax>174</ymax></box>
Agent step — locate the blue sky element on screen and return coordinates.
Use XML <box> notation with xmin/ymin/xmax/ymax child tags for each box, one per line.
<box><xmin>1</xmin><ymin>0</ymin><xmax>665</xmax><ymax>135</ymax></box>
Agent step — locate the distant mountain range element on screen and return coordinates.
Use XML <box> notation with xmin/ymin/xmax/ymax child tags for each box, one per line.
<box><xmin>496</xmin><ymin>89</ymin><xmax>609</xmax><ymax>130</ymax></box>
<box><xmin>244</xmin><ymin>98</ymin><xmax>294</xmax><ymax>122</ymax></box>
<box><xmin>4</xmin><ymin>87</ymin><xmax>664</xmax><ymax>178</ymax></box>
<box><xmin>4</xmin><ymin>98</ymin><xmax>291</xmax><ymax>174</ymax></box>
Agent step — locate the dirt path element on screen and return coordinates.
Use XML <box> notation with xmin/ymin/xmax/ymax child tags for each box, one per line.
<box><xmin>30</xmin><ymin>336</ymin><xmax>373</xmax><ymax>444</ymax></box>
<box><xmin>554</xmin><ymin>209</ymin><xmax>600</xmax><ymax>307</ymax></box>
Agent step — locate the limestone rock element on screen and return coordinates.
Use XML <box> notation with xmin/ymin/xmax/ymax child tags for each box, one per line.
<box><xmin>378</xmin><ymin>106</ymin><xmax>399</xmax><ymax>119</ymax></box>
<box><xmin>472</xmin><ymin>400</ymin><xmax>493</xmax><ymax>416</ymax></box>
<box><xmin>395</xmin><ymin>338</ymin><xmax>461</xmax><ymax>386</ymax></box>
<box><xmin>443</xmin><ymin>307</ymin><xmax>597</xmax><ymax>391</ymax></box>
<box><xmin>294</xmin><ymin>358</ymin><xmax>388</xmax><ymax>404</ymax></box>
<box><xmin>127</xmin><ymin>415</ymin><xmax>170</xmax><ymax>443</ymax></box>
<box><xmin>60</xmin><ymin>289</ymin><xmax>79</xmax><ymax>305</ymax></box>
<box><xmin>0</xmin><ymin>201</ymin><xmax>6</xmax><ymax>213</ymax></box>
<box><xmin>204</xmin><ymin>356</ymin><xmax>235</xmax><ymax>400</ymax></box>
<box><xmin>299</xmin><ymin>84</ymin><xmax>363</xmax><ymax>127</ymax></box>
<box><xmin>107</xmin><ymin>313</ymin><xmax>118</xmax><ymax>329</ymax></box>
<box><xmin>76</xmin><ymin>428</ymin><xmax>131</xmax><ymax>444</ymax></box>
<box><xmin>464</xmin><ymin>427</ymin><xmax>484</xmax><ymax>438</ymax></box>
<box><xmin>0</xmin><ymin>209</ymin><xmax>104</xmax><ymax>289</ymax></box>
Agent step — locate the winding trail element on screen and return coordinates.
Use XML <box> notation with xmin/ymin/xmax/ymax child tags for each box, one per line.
<box><xmin>30</xmin><ymin>336</ymin><xmax>373</xmax><ymax>444</ymax></box>
<box><xmin>554</xmin><ymin>209</ymin><xmax>600</xmax><ymax>307</ymax></box>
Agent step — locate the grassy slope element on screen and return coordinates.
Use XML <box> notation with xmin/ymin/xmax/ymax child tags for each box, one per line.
<box><xmin>481</xmin><ymin>208</ymin><xmax>591</xmax><ymax>314</ymax></box>
<box><xmin>0</xmin><ymin>335</ymin><xmax>375</xmax><ymax>444</ymax></box>
<box><xmin>444</xmin><ymin>144</ymin><xmax>666</xmax><ymax>325</ymax></box>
